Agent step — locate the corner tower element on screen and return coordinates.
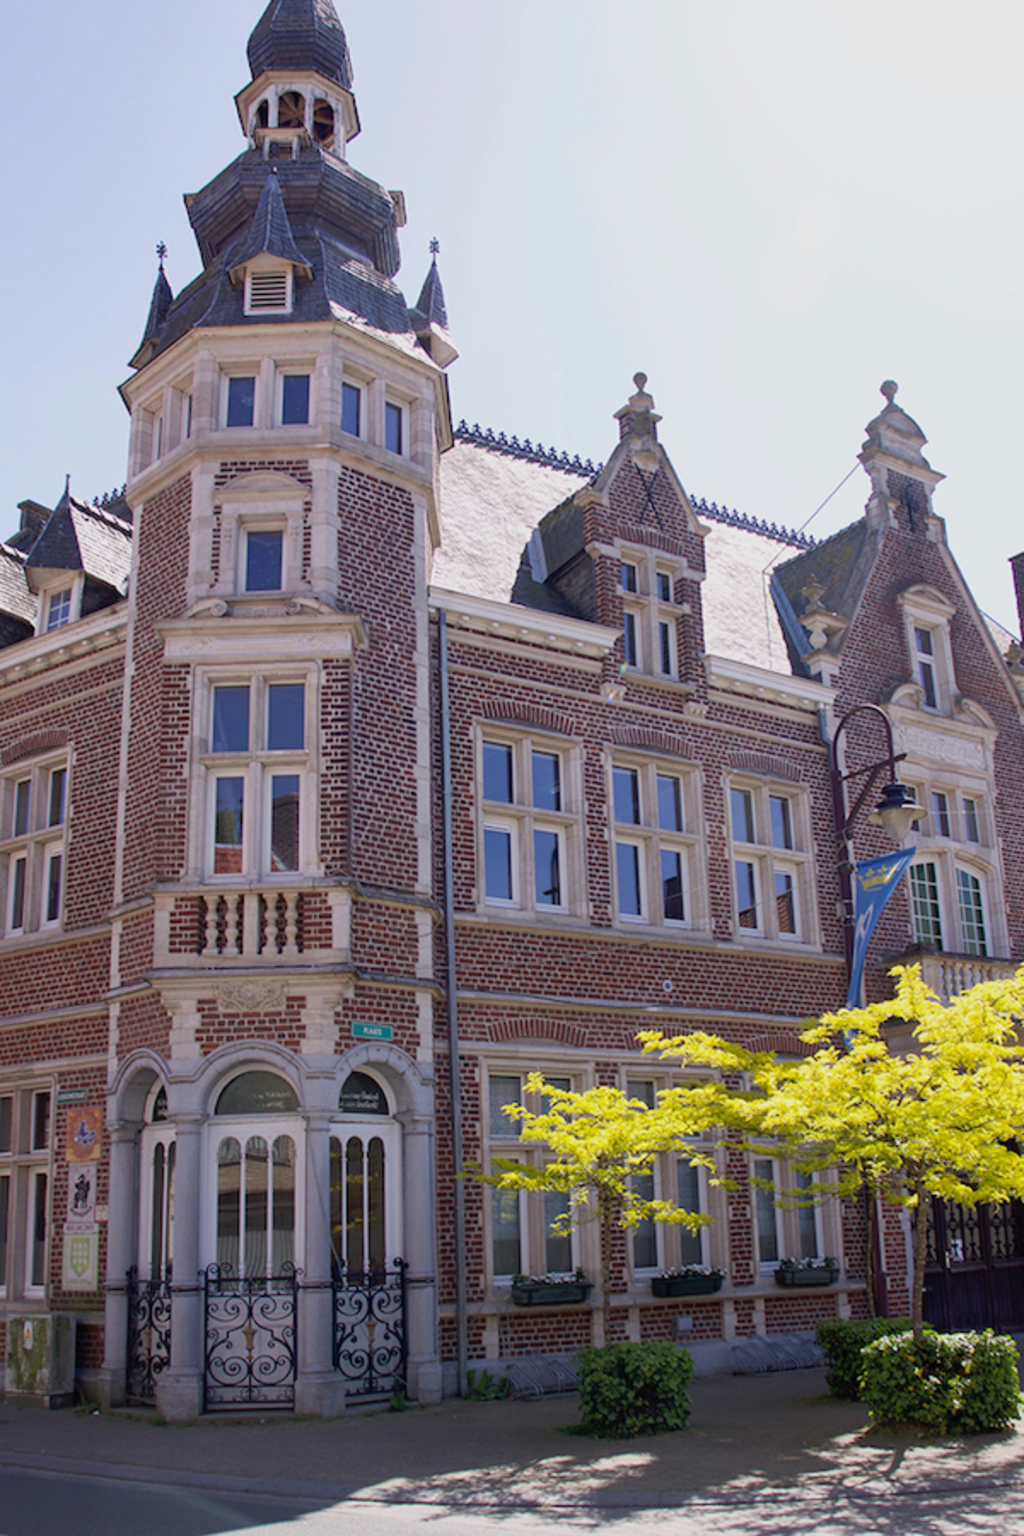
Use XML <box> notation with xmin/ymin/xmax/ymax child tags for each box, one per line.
<box><xmin>108</xmin><ymin>1</ymin><xmax>451</xmax><ymax>1421</ymax></box>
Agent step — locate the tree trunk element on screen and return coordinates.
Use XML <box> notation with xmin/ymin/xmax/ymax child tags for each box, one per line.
<box><xmin>911</xmin><ymin>1182</ymin><xmax>929</xmax><ymax>1336</ymax></box>
<box><xmin>864</xmin><ymin>1181</ymin><xmax>877</xmax><ymax>1319</ymax></box>
<box><xmin>598</xmin><ymin>1197</ymin><xmax>613</xmax><ymax>1345</ymax></box>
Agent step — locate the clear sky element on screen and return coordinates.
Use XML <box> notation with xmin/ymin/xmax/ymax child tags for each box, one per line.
<box><xmin>4</xmin><ymin>0</ymin><xmax>1023</xmax><ymax>633</ymax></box>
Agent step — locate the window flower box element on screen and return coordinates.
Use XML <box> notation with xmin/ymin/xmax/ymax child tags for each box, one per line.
<box><xmin>651</xmin><ymin>1269</ymin><xmax>724</xmax><ymax>1298</ymax></box>
<box><xmin>510</xmin><ymin>1272</ymin><xmax>592</xmax><ymax>1307</ymax></box>
<box><xmin>774</xmin><ymin>1259</ymin><xmax>840</xmax><ymax>1288</ymax></box>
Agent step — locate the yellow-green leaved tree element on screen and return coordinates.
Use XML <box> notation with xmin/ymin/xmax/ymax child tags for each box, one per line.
<box><xmin>641</xmin><ymin>964</ymin><xmax>1024</xmax><ymax>1334</ymax></box>
<box><xmin>476</xmin><ymin>1075</ymin><xmax>725</xmax><ymax>1340</ymax></box>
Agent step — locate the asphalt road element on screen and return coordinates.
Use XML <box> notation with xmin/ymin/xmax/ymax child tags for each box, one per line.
<box><xmin>3</xmin><ymin>1464</ymin><xmax>1024</xmax><ymax>1536</ymax></box>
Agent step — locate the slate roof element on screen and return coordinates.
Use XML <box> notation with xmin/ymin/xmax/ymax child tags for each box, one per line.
<box><xmin>247</xmin><ymin>0</ymin><xmax>354</xmax><ymax>91</ymax></box>
<box><xmin>413</xmin><ymin>256</ymin><xmax>448</xmax><ymax>331</ymax></box>
<box><xmin>0</xmin><ymin>545</ymin><xmax>36</xmax><ymax>628</ymax></box>
<box><xmin>230</xmin><ymin>168</ymin><xmax>310</xmax><ymax>275</ymax></box>
<box><xmin>435</xmin><ymin>431</ymin><xmax>804</xmax><ymax>671</ymax></box>
<box><xmin>25</xmin><ymin>483</ymin><xmax>82</xmax><ymax>573</ymax></box>
<box><xmin>135</xmin><ymin>149</ymin><xmax>417</xmax><ymax>368</ymax></box>
<box><xmin>138</xmin><ymin>267</ymin><xmax>174</xmax><ymax>357</ymax></box>
<box><xmin>0</xmin><ymin>493</ymin><xmax>132</xmax><ymax>627</ymax></box>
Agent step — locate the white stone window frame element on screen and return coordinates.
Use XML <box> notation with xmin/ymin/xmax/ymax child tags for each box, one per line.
<box><xmin>0</xmin><ymin>754</ymin><xmax>69</xmax><ymax>939</ymax></box>
<box><xmin>908</xmin><ymin>851</ymin><xmax>997</xmax><ymax>958</ymax></box>
<box><xmin>751</xmin><ymin>1153</ymin><xmax>838</xmax><ymax>1273</ymax></box>
<box><xmin>219</xmin><ymin>367</ymin><xmax>261</xmax><ymax>431</ymax></box>
<box><xmin>274</xmin><ymin>358</ymin><xmax>315</xmax><ymax>428</ymax></box>
<box><xmin>329</xmin><ymin>1068</ymin><xmax>404</xmax><ymax>1275</ymax></box>
<box><xmin>896</xmin><ymin>586</ymin><xmax>957</xmax><ymax>715</ymax></box>
<box><xmin>476</xmin><ymin>728</ymin><xmax>582</xmax><ymax>919</ymax></box>
<box><xmin>618</xmin><ymin>546</ymin><xmax>684</xmax><ymax>681</ymax></box>
<box><xmin>340</xmin><ymin>366</ymin><xmax>371</xmax><ymax>440</ymax></box>
<box><xmin>621</xmin><ymin>1073</ymin><xmax>723</xmax><ymax>1281</ymax></box>
<box><xmin>239</xmin><ymin>521</ymin><xmax>288</xmax><ymax>595</ymax></box>
<box><xmin>211</xmin><ymin>476</ymin><xmax>308</xmax><ymax>602</ymax></box>
<box><xmin>0</xmin><ymin>1085</ymin><xmax>53</xmax><ymax>1301</ymax></box>
<box><xmin>138</xmin><ymin>1113</ymin><xmax>177</xmax><ymax>1283</ymax></box>
<box><xmin>727</xmin><ymin>777</ymin><xmax>816</xmax><ymax>946</ymax></box>
<box><xmin>483</xmin><ymin>1069</ymin><xmax>582</xmax><ymax>1285</ymax></box>
<box><xmin>904</xmin><ymin>769</ymin><xmax>1004</xmax><ymax>957</ymax></box>
<box><xmin>35</xmin><ymin>574</ymin><xmax>84</xmax><ymax>637</ymax></box>
<box><xmin>244</xmin><ymin>260</ymin><xmax>295</xmax><ymax>317</ymax></box>
<box><xmin>202</xmin><ymin>1105</ymin><xmax>306</xmax><ymax>1280</ymax></box>
<box><xmin>384</xmin><ymin>394</ymin><xmax>409</xmax><ymax>458</ymax></box>
<box><xmin>192</xmin><ymin>664</ymin><xmax>319</xmax><ymax>883</ymax></box>
<box><xmin>609</xmin><ymin>754</ymin><xmax>705</xmax><ymax>932</ymax></box>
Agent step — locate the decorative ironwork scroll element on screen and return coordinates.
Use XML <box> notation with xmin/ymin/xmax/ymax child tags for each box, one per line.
<box><xmin>126</xmin><ymin>1266</ymin><xmax>172</xmax><ymax>1406</ymax></box>
<box><xmin>332</xmin><ymin>1260</ymin><xmax>407</xmax><ymax>1397</ymax></box>
<box><xmin>203</xmin><ymin>1263</ymin><xmax>299</xmax><ymax>1410</ymax></box>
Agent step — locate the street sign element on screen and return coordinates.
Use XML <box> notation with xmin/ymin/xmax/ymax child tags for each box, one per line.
<box><xmin>351</xmin><ymin>1022</ymin><xmax>394</xmax><ymax>1042</ymax></box>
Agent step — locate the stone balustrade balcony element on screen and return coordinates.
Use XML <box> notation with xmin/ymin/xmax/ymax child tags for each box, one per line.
<box><xmin>151</xmin><ymin>881</ymin><xmax>348</xmax><ymax>969</ymax></box>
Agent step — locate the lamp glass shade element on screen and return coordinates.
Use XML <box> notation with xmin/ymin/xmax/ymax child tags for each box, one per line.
<box><xmin>866</xmin><ymin>781</ymin><xmax>925</xmax><ymax>844</ymax></box>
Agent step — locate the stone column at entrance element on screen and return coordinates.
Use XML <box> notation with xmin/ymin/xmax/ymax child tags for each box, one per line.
<box><xmin>96</xmin><ymin>1123</ymin><xmax>138</xmax><ymax>1410</ymax></box>
<box><xmin>401</xmin><ymin>1113</ymin><xmax>442</xmax><ymax>1403</ymax></box>
<box><xmin>295</xmin><ymin>1113</ymin><xmax>346</xmax><ymax>1416</ymax></box>
<box><xmin>155</xmin><ymin>1116</ymin><xmax>203</xmax><ymax>1422</ymax></box>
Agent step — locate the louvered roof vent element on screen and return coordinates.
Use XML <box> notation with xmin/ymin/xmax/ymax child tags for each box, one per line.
<box><xmin>246</xmin><ymin>268</ymin><xmax>292</xmax><ymax>313</ymax></box>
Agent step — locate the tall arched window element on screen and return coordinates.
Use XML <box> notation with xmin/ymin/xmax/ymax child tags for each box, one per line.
<box><xmin>211</xmin><ymin>1070</ymin><xmax>301</xmax><ymax>1279</ymax></box>
<box><xmin>139</xmin><ymin>1081</ymin><xmax>175</xmax><ymax>1280</ymax></box>
<box><xmin>330</xmin><ymin>1070</ymin><xmax>399</xmax><ymax>1276</ymax></box>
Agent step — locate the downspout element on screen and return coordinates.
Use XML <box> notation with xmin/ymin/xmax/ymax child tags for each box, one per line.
<box><xmin>437</xmin><ymin>607</ymin><xmax>468</xmax><ymax>1395</ymax></box>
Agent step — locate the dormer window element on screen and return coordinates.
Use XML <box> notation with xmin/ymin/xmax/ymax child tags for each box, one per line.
<box><xmin>896</xmin><ymin>586</ymin><xmax>957</xmax><ymax>714</ymax></box>
<box><xmin>35</xmin><ymin>577</ymin><xmax>83</xmax><ymax>637</ymax></box>
<box><xmin>245</xmin><ymin>268</ymin><xmax>293</xmax><ymax>315</ymax></box>
<box><xmin>45</xmin><ymin>588</ymin><xmax>73</xmax><ymax>632</ymax></box>
<box><xmin>914</xmin><ymin>627</ymin><xmax>938</xmax><ymax>709</ymax></box>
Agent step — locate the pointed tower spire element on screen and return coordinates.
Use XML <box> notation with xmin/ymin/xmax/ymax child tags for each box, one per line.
<box><xmin>25</xmin><ymin>478</ymin><xmax>84</xmax><ymax>586</ymax></box>
<box><xmin>411</xmin><ymin>240</ymin><xmax>457</xmax><ymax>368</ymax></box>
<box><xmin>228</xmin><ymin>168</ymin><xmax>312</xmax><ymax>284</ymax></box>
<box><xmin>140</xmin><ymin>245</ymin><xmax>173</xmax><ymax>345</ymax></box>
<box><xmin>415</xmin><ymin>239</ymin><xmax>449</xmax><ymax>330</ymax></box>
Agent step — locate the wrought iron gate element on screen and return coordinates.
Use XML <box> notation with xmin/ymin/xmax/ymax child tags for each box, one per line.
<box><xmin>332</xmin><ymin>1260</ymin><xmax>407</xmax><ymax>1397</ymax></box>
<box><xmin>126</xmin><ymin>1267</ymin><xmax>172</xmax><ymax>1406</ymax></box>
<box><xmin>924</xmin><ymin>1197</ymin><xmax>1024</xmax><ymax>1333</ymax></box>
<box><xmin>203</xmin><ymin>1264</ymin><xmax>299</xmax><ymax>1411</ymax></box>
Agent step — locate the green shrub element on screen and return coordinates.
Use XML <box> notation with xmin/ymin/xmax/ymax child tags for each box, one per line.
<box><xmin>860</xmin><ymin>1330</ymin><xmax>1023</xmax><ymax>1434</ymax></box>
<box><xmin>576</xmin><ymin>1341</ymin><xmax>694</xmax><ymax>1438</ymax></box>
<box><xmin>816</xmin><ymin>1317</ymin><xmax>911</xmax><ymax>1399</ymax></box>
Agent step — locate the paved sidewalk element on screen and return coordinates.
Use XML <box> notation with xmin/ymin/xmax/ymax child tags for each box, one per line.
<box><xmin>1</xmin><ymin>1366</ymin><xmax>1024</xmax><ymax>1512</ymax></box>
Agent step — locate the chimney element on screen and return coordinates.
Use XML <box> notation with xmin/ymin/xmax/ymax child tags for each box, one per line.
<box><xmin>1011</xmin><ymin>551</ymin><xmax>1024</xmax><ymax>641</ymax></box>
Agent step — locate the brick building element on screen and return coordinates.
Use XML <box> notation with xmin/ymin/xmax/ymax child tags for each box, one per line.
<box><xmin>2</xmin><ymin>0</ymin><xmax>1023</xmax><ymax>1415</ymax></box>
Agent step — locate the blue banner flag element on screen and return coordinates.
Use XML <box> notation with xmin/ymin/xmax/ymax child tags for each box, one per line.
<box><xmin>846</xmin><ymin>848</ymin><xmax>916</xmax><ymax>1009</ymax></box>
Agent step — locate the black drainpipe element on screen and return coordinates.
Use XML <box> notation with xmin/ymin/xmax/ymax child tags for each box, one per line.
<box><xmin>437</xmin><ymin>607</ymin><xmax>468</xmax><ymax>1395</ymax></box>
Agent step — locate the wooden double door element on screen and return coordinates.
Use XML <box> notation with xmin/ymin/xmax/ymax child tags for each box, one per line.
<box><xmin>924</xmin><ymin>1197</ymin><xmax>1024</xmax><ymax>1332</ymax></box>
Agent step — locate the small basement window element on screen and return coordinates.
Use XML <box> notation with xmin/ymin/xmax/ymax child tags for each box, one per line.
<box><xmin>245</xmin><ymin>269</ymin><xmax>293</xmax><ymax>315</ymax></box>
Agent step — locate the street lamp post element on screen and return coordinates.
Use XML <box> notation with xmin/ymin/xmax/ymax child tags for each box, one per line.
<box><xmin>831</xmin><ymin>702</ymin><xmax>924</xmax><ymax>982</ymax></box>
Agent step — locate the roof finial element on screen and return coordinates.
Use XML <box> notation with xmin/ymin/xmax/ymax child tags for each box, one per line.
<box><xmin>156</xmin><ymin>240</ymin><xmax>168</xmax><ymax>270</ymax></box>
<box><xmin>881</xmin><ymin>379</ymin><xmax>898</xmax><ymax>405</ymax></box>
<box><xmin>429</xmin><ymin>237</ymin><xmax>440</xmax><ymax>259</ymax></box>
<box><xmin>633</xmin><ymin>371</ymin><xmax>648</xmax><ymax>392</ymax></box>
